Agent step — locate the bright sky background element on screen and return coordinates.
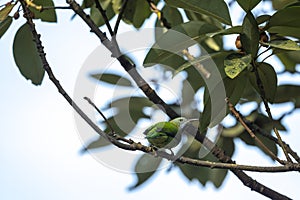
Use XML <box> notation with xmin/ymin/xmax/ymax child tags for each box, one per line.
<box><xmin>1</xmin><ymin>1</ymin><xmax>300</xmax><ymax>199</ymax></box>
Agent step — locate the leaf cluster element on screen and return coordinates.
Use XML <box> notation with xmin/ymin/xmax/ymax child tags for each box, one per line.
<box><xmin>1</xmin><ymin>0</ymin><xmax>300</xmax><ymax>192</ymax></box>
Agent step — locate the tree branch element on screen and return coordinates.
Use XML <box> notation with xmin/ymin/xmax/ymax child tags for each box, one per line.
<box><xmin>19</xmin><ymin>0</ymin><xmax>292</xmax><ymax>199</ymax></box>
<box><xmin>243</xmin><ymin>117</ymin><xmax>300</xmax><ymax>163</ymax></box>
<box><xmin>226</xmin><ymin>98</ymin><xmax>286</xmax><ymax>165</ymax></box>
<box><xmin>65</xmin><ymin>1</ymin><xmax>293</xmax><ymax>198</ymax></box>
<box><xmin>178</xmin><ymin>156</ymin><xmax>300</xmax><ymax>173</ymax></box>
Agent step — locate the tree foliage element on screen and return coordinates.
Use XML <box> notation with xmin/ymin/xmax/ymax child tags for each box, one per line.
<box><xmin>1</xmin><ymin>0</ymin><xmax>300</xmax><ymax>199</ymax></box>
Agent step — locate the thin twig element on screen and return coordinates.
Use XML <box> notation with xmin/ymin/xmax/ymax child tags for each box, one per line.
<box><xmin>83</xmin><ymin>97</ymin><xmax>115</xmax><ymax>134</ymax></box>
<box><xmin>94</xmin><ymin>0</ymin><xmax>114</xmax><ymax>36</ymax></box>
<box><xmin>40</xmin><ymin>6</ymin><xmax>71</xmax><ymax>12</ymax></box>
<box><xmin>243</xmin><ymin>119</ymin><xmax>300</xmax><ymax>163</ymax></box>
<box><xmin>253</xmin><ymin>62</ymin><xmax>293</xmax><ymax>162</ymax></box>
<box><xmin>256</xmin><ymin>46</ymin><xmax>270</xmax><ymax>59</ymax></box>
<box><xmin>226</xmin><ymin>98</ymin><xmax>286</xmax><ymax>165</ymax></box>
<box><xmin>260</xmin><ymin>53</ymin><xmax>273</xmax><ymax>63</ymax></box>
<box><xmin>113</xmin><ymin>0</ymin><xmax>128</xmax><ymax>35</ymax></box>
<box><xmin>1</xmin><ymin>1</ymin><xmax>13</xmax><ymax>8</ymax></box>
<box><xmin>178</xmin><ymin>157</ymin><xmax>300</xmax><ymax>172</ymax></box>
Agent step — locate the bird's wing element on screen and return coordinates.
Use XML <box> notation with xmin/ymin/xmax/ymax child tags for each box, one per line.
<box><xmin>143</xmin><ymin>124</ymin><xmax>156</xmax><ymax>135</ymax></box>
<box><xmin>145</xmin><ymin>122</ymin><xmax>178</xmax><ymax>139</ymax></box>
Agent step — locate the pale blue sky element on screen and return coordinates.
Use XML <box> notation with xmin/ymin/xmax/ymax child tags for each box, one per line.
<box><xmin>1</xmin><ymin>1</ymin><xmax>300</xmax><ymax>199</ymax></box>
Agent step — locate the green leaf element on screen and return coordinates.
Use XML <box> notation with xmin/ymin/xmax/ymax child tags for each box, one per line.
<box><xmin>272</xmin><ymin>0</ymin><xmax>298</xmax><ymax>10</ymax></box>
<box><xmin>216</xmin><ymin>135</ymin><xmax>235</xmax><ymax>156</ymax></box>
<box><xmin>178</xmin><ymin>141</ymin><xmax>211</xmax><ymax>186</ymax></box>
<box><xmin>103</xmin><ymin>97</ymin><xmax>152</xmax><ymax>137</ymax></box>
<box><xmin>248</xmin><ymin>62</ymin><xmax>277</xmax><ymax>103</ymax></box>
<box><xmin>179</xmin><ymin>163</ymin><xmax>211</xmax><ymax>186</ymax></box>
<box><xmin>224</xmin><ymin>53</ymin><xmax>252</xmax><ymax>79</ymax></box>
<box><xmin>275</xmin><ymin>51</ymin><xmax>300</xmax><ymax>73</ymax></box>
<box><xmin>237</xmin><ymin>0</ymin><xmax>261</xmax><ymax>12</ymax></box>
<box><xmin>181</xmin><ymin>80</ymin><xmax>198</xmax><ymax>115</ymax></box>
<box><xmin>274</xmin><ymin>84</ymin><xmax>300</xmax><ymax>108</ymax></box>
<box><xmin>81</xmin><ymin>0</ymin><xmax>95</xmax><ymax>9</ymax></box>
<box><xmin>255</xmin><ymin>112</ymin><xmax>286</xmax><ymax>131</ymax></box>
<box><xmin>172</xmin><ymin>21</ymin><xmax>220</xmax><ymax>43</ymax></box>
<box><xmin>267</xmin><ymin>26</ymin><xmax>300</xmax><ymax>39</ymax></box>
<box><xmin>0</xmin><ymin>3</ymin><xmax>15</xmax><ymax>21</ymax></box>
<box><xmin>143</xmin><ymin>49</ymin><xmax>186</xmax><ymax>68</ymax></box>
<box><xmin>223</xmin><ymin>75</ymin><xmax>248</xmax><ymax>106</ymax></box>
<box><xmin>155</xmin><ymin>5</ymin><xmax>183</xmax><ymax>40</ymax></box>
<box><xmin>144</xmin><ymin>21</ymin><xmax>220</xmax><ymax>68</ymax></box>
<box><xmin>209</xmin><ymin>136</ymin><xmax>233</xmax><ymax>187</ymax></box>
<box><xmin>210</xmin><ymin>168</ymin><xmax>228</xmax><ymax>188</ymax></box>
<box><xmin>161</xmin><ymin>5</ymin><xmax>183</xmax><ymax>27</ymax></box>
<box><xmin>240</xmin><ymin>80</ymin><xmax>261</xmax><ymax>103</ymax></box>
<box><xmin>178</xmin><ymin>136</ymin><xmax>232</xmax><ymax>187</ymax></box>
<box><xmin>129</xmin><ymin>154</ymin><xmax>162</xmax><ymax>190</ymax></box>
<box><xmin>201</xmin><ymin>74</ymin><xmax>247</xmax><ymax>130</ymax></box>
<box><xmin>266</xmin><ymin>6</ymin><xmax>300</xmax><ymax>39</ymax></box>
<box><xmin>90</xmin><ymin>3</ymin><xmax>115</xmax><ymax>27</ymax></box>
<box><xmin>0</xmin><ymin>16</ymin><xmax>12</xmax><ymax>39</ymax></box>
<box><xmin>240</xmin><ymin>12</ymin><xmax>259</xmax><ymax>57</ymax></box>
<box><xmin>185</xmin><ymin>67</ymin><xmax>205</xmax><ymax>92</ymax></box>
<box><xmin>122</xmin><ymin>0</ymin><xmax>158</xmax><ymax>28</ymax></box>
<box><xmin>30</xmin><ymin>0</ymin><xmax>57</xmax><ymax>22</ymax></box>
<box><xmin>207</xmin><ymin>26</ymin><xmax>242</xmax><ymax>37</ymax></box>
<box><xmin>13</xmin><ymin>23</ymin><xmax>45</xmax><ymax>85</ymax></box>
<box><xmin>165</xmin><ymin>0</ymin><xmax>232</xmax><ymax>25</ymax></box>
<box><xmin>82</xmin><ymin>97</ymin><xmax>152</xmax><ymax>152</ymax></box>
<box><xmin>90</xmin><ymin>73</ymin><xmax>132</xmax><ymax>87</ymax></box>
<box><xmin>256</xmin><ymin>14</ymin><xmax>270</xmax><ymax>25</ymax></box>
<box><xmin>184</xmin><ymin>10</ymin><xmax>223</xmax><ymax>29</ymax></box>
<box><xmin>285</xmin><ymin>1</ymin><xmax>300</xmax><ymax>7</ymax></box>
<box><xmin>262</xmin><ymin>39</ymin><xmax>300</xmax><ymax>51</ymax></box>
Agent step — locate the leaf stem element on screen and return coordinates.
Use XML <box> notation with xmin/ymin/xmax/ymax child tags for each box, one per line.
<box><xmin>113</xmin><ymin>0</ymin><xmax>128</xmax><ymax>35</ymax></box>
<box><xmin>94</xmin><ymin>0</ymin><xmax>114</xmax><ymax>36</ymax></box>
<box><xmin>252</xmin><ymin>62</ymin><xmax>293</xmax><ymax>163</ymax></box>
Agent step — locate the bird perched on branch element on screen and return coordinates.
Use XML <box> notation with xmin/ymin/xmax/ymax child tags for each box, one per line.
<box><xmin>143</xmin><ymin>117</ymin><xmax>188</xmax><ymax>149</ymax></box>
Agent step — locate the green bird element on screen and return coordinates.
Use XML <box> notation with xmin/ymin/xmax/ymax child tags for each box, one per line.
<box><xmin>144</xmin><ymin>117</ymin><xmax>188</xmax><ymax>149</ymax></box>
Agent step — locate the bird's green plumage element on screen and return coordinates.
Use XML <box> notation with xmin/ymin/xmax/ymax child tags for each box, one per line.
<box><xmin>144</xmin><ymin>117</ymin><xmax>187</xmax><ymax>149</ymax></box>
